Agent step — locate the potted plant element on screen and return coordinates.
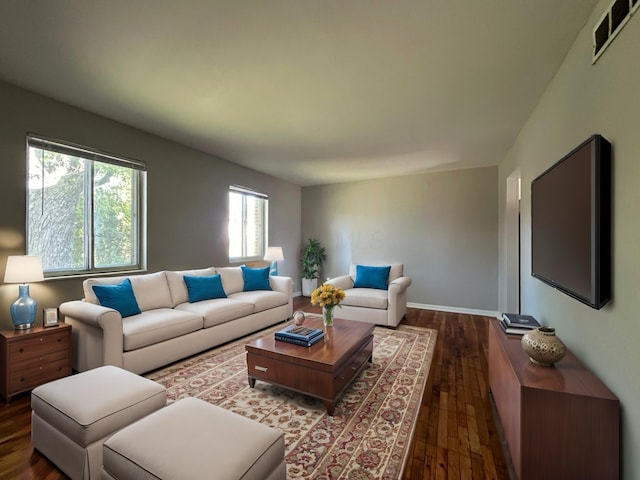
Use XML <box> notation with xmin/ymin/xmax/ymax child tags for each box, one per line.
<box><xmin>300</xmin><ymin>238</ymin><xmax>326</xmax><ymax>296</ymax></box>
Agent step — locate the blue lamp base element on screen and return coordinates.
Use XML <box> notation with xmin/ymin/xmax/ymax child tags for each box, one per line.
<box><xmin>269</xmin><ymin>261</ymin><xmax>278</xmax><ymax>276</ymax></box>
<box><xmin>10</xmin><ymin>284</ymin><xmax>37</xmax><ymax>330</ymax></box>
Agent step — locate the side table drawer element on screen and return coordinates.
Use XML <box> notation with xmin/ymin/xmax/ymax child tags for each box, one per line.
<box><xmin>1</xmin><ymin>324</ymin><xmax>72</xmax><ymax>403</ymax></box>
<box><xmin>8</xmin><ymin>329</ymin><xmax>69</xmax><ymax>358</ymax></box>
<box><xmin>10</xmin><ymin>347</ymin><xmax>70</xmax><ymax>377</ymax></box>
<box><xmin>9</xmin><ymin>357</ymin><xmax>70</xmax><ymax>393</ymax></box>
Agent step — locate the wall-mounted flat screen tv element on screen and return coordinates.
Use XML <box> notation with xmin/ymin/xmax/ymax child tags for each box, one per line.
<box><xmin>531</xmin><ymin>134</ymin><xmax>611</xmax><ymax>309</ymax></box>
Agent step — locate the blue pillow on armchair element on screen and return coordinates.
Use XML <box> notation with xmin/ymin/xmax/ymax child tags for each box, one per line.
<box><xmin>353</xmin><ymin>265</ymin><xmax>391</xmax><ymax>290</ymax></box>
<box><xmin>92</xmin><ymin>279</ymin><xmax>141</xmax><ymax>317</ymax></box>
<box><xmin>241</xmin><ymin>266</ymin><xmax>272</xmax><ymax>291</ymax></box>
<box><xmin>183</xmin><ymin>274</ymin><xmax>227</xmax><ymax>302</ymax></box>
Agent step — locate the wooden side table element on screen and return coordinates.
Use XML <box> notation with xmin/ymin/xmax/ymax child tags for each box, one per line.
<box><xmin>0</xmin><ymin>323</ymin><xmax>72</xmax><ymax>404</ymax></box>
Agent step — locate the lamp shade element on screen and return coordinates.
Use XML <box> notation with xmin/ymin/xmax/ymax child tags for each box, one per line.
<box><xmin>4</xmin><ymin>255</ymin><xmax>44</xmax><ymax>284</ymax></box>
<box><xmin>264</xmin><ymin>247</ymin><xmax>284</xmax><ymax>262</ymax></box>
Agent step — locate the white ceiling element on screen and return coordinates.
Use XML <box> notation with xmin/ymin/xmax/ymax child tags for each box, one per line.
<box><xmin>0</xmin><ymin>1</ymin><xmax>598</xmax><ymax>186</ymax></box>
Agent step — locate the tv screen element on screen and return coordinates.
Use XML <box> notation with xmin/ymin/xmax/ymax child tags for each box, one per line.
<box><xmin>531</xmin><ymin>134</ymin><xmax>611</xmax><ymax>309</ymax></box>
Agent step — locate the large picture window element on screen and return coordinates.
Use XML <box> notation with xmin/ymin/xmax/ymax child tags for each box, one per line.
<box><xmin>27</xmin><ymin>135</ymin><xmax>146</xmax><ymax>277</ymax></box>
<box><xmin>228</xmin><ymin>185</ymin><xmax>268</xmax><ymax>262</ymax></box>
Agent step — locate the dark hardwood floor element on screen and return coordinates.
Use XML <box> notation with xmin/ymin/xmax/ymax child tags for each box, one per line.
<box><xmin>0</xmin><ymin>298</ymin><xmax>508</xmax><ymax>479</ymax></box>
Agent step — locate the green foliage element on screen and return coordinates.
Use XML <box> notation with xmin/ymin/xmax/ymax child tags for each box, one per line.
<box><xmin>28</xmin><ymin>147</ymin><xmax>137</xmax><ymax>272</ymax></box>
<box><xmin>94</xmin><ymin>162</ymin><xmax>134</xmax><ymax>267</ymax></box>
<box><xmin>301</xmin><ymin>238</ymin><xmax>326</xmax><ymax>279</ymax></box>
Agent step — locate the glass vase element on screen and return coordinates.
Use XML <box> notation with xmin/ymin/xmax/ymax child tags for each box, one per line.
<box><xmin>322</xmin><ymin>305</ymin><xmax>334</xmax><ymax>327</ymax></box>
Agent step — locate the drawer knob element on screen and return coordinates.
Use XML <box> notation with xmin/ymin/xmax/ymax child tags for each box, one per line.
<box><xmin>40</xmin><ymin>338</ymin><xmax>44</xmax><ymax>342</ymax></box>
<box><xmin>57</xmin><ymin>338</ymin><xmax>61</xmax><ymax>342</ymax></box>
<box><xmin>254</xmin><ymin>365</ymin><xmax>268</xmax><ymax>372</ymax></box>
<box><xmin>20</xmin><ymin>377</ymin><xmax>25</xmax><ymax>382</ymax></box>
<box><xmin>19</xmin><ymin>347</ymin><xmax>24</xmax><ymax>353</ymax></box>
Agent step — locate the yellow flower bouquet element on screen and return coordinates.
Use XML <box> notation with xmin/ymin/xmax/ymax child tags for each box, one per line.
<box><xmin>310</xmin><ymin>283</ymin><xmax>345</xmax><ymax>326</ymax></box>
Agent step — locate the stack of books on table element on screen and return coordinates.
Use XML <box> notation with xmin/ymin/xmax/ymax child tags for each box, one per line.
<box><xmin>500</xmin><ymin>312</ymin><xmax>541</xmax><ymax>335</ymax></box>
<box><xmin>275</xmin><ymin>325</ymin><xmax>324</xmax><ymax>346</ymax></box>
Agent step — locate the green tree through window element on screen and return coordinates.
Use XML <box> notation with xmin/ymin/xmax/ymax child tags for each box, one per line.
<box><xmin>27</xmin><ymin>136</ymin><xmax>146</xmax><ymax>276</ymax></box>
<box><xmin>228</xmin><ymin>185</ymin><xmax>268</xmax><ymax>262</ymax></box>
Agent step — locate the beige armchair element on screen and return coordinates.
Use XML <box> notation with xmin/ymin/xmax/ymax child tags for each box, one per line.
<box><xmin>326</xmin><ymin>263</ymin><xmax>411</xmax><ymax>327</ymax></box>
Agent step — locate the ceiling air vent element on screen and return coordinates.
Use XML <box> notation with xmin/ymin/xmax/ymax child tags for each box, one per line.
<box><xmin>593</xmin><ymin>0</ymin><xmax>639</xmax><ymax>63</ymax></box>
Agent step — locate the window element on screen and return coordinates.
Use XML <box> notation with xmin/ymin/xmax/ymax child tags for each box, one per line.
<box><xmin>27</xmin><ymin>135</ymin><xmax>146</xmax><ymax>277</ymax></box>
<box><xmin>228</xmin><ymin>186</ymin><xmax>268</xmax><ymax>262</ymax></box>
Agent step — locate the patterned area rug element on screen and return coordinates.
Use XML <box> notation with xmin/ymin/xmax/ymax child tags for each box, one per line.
<box><xmin>146</xmin><ymin>319</ymin><xmax>437</xmax><ymax>479</ymax></box>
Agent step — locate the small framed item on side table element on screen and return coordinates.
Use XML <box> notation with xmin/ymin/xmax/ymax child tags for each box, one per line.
<box><xmin>43</xmin><ymin>308</ymin><xmax>59</xmax><ymax>327</ymax></box>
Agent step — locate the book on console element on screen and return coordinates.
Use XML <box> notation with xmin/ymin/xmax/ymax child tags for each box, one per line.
<box><xmin>275</xmin><ymin>332</ymin><xmax>324</xmax><ymax>347</ymax></box>
<box><xmin>501</xmin><ymin>312</ymin><xmax>540</xmax><ymax>329</ymax></box>
<box><xmin>499</xmin><ymin>319</ymin><xmax>533</xmax><ymax>336</ymax></box>
<box><xmin>275</xmin><ymin>325</ymin><xmax>324</xmax><ymax>342</ymax></box>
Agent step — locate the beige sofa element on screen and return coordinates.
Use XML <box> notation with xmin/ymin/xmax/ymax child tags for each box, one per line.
<box><xmin>326</xmin><ymin>263</ymin><xmax>411</xmax><ymax>327</ymax></box>
<box><xmin>59</xmin><ymin>266</ymin><xmax>292</xmax><ymax>374</ymax></box>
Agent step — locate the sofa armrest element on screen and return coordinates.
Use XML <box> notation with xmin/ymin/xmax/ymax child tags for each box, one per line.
<box><xmin>387</xmin><ymin>276</ymin><xmax>412</xmax><ymax>327</ymax></box>
<box><xmin>269</xmin><ymin>275</ymin><xmax>293</xmax><ymax>297</ymax></box>
<box><xmin>326</xmin><ymin>275</ymin><xmax>354</xmax><ymax>291</ymax></box>
<box><xmin>60</xmin><ymin>300</ymin><xmax>121</xmax><ymax>329</ymax></box>
<box><xmin>389</xmin><ymin>276</ymin><xmax>412</xmax><ymax>293</ymax></box>
<box><xmin>59</xmin><ymin>300</ymin><xmax>125</xmax><ymax>369</ymax></box>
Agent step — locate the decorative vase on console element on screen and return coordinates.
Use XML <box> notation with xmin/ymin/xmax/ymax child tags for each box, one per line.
<box><xmin>521</xmin><ymin>326</ymin><xmax>567</xmax><ymax>367</ymax></box>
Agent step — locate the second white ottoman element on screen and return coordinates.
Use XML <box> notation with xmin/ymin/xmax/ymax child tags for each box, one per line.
<box><xmin>31</xmin><ymin>365</ymin><xmax>167</xmax><ymax>480</ymax></box>
<box><xmin>102</xmin><ymin>397</ymin><xmax>286</xmax><ymax>480</ymax></box>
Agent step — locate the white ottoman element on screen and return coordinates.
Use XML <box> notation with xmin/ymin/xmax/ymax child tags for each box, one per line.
<box><xmin>31</xmin><ymin>365</ymin><xmax>167</xmax><ymax>480</ymax></box>
<box><xmin>102</xmin><ymin>397</ymin><xmax>286</xmax><ymax>480</ymax></box>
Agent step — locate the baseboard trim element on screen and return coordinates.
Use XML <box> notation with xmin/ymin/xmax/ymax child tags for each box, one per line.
<box><xmin>407</xmin><ymin>302</ymin><xmax>499</xmax><ymax>318</ymax></box>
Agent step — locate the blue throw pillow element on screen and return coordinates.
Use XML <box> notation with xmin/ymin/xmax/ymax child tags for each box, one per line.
<box><xmin>353</xmin><ymin>265</ymin><xmax>391</xmax><ymax>290</ymax></box>
<box><xmin>92</xmin><ymin>279</ymin><xmax>141</xmax><ymax>317</ymax></box>
<box><xmin>183</xmin><ymin>274</ymin><xmax>227</xmax><ymax>302</ymax></box>
<box><xmin>241</xmin><ymin>266</ymin><xmax>272</xmax><ymax>291</ymax></box>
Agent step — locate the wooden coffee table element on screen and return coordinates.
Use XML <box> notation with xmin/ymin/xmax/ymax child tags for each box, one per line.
<box><xmin>245</xmin><ymin>317</ymin><xmax>374</xmax><ymax>415</ymax></box>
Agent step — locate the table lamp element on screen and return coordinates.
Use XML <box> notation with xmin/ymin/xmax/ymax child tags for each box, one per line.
<box><xmin>264</xmin><ymin>247</ymin><xmax>284</xmax><ymax>276</ymax></box>
<box><xmin>4</xmin><ymin>255</ymin><xmax>44</xmax><ymax>330</ymax></box>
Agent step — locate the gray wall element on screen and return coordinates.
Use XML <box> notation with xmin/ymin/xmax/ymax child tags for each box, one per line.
<box><xmin>0</xmin><ymin>81</ymin><xmax>301</xmax><ymax>330</ymax></box>
<box><xmin>498</xmin><ymin>2</ymin><xmax>639</xmax><ymax>477</ymax></box>
<box><xmin>302</xmin><ymin>167</ymin><xmax>498</xmax><ymax>312</ymax></box>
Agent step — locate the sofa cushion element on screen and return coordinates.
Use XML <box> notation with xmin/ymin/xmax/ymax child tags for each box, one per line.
<box><xmin>84</xmin><ymin>275</ymin><xmax>131</xmax><ymax>305</ymax></box>
<box><xmin>217</xmin><ymin>266</ymin><xmax>244</xmax><ymax>295</ymax></box>
<box><xmin>165</xmin><ymin>267</ymin><xmax>217</xmax><ymax>307</ymax></box>
<box><xmin>230</xmin><ymin>290</ymin><xmax>289</xmax><ymax>313</ymax></box>
<box><xmin>130</xmin><ymin>271</ymin><xmax>174</xmax><ymax>311</ymax></box>
<box><xmin>183</xmin><ymin>274</ymin><xmax>227</xmax><ymax>302</ymax></box>
<box><xmin>241</xmin><ymin>266</ymin><xmax>272</xmax><ymax>291</ymax></box>
<box><xmin>353</xmin><ymin>265</ymin><xmax>391</xmax><ymax>290</ymax></box>
<box><xmin>176</xmin><ymin>299</ymin><xmax>254</xmax><ymax>329</ymax></box>
<box><xmin>122</xmin><ymin>309</ymin><xmax>204</xmax><ymax>351</ymax></box>
<box><xmin>84</xmin><ymin>272</ymin><xmax>173</xmax><ymax>311</ymax></box>
<box><xmin>92</xmin><ymin>279</ymin><xmax>141</xmax><ymax>318</ymax></box>
<box><xmin>349</xmin><ymin>263</ymin><xmax>403</xmax><ymax>283</ymax></box>
<box><xmin>341</xmin><ymin>288</ymin><xmax>389</xmax><ymax>310</ymax></box>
